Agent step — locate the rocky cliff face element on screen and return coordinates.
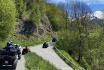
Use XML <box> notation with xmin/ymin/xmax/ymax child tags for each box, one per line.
<box><xmin>16</xmin><ymin>15</ymin><xmax>52</xmax><ymax>38</ymax></box>
<box><xmin>15</xmin><ymin>0</ymin><xmax>65</xmax><ymax>39</ymax></box>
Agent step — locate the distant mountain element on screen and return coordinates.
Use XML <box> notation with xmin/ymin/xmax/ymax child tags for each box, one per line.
<box><xmin>90</xmin><ymin>11</ymin><xmax>104</xmax><ymax>24</ymax></box>
<box><xmin>51</xmin><ymin>2</ymin><xmax>104</xmax><ymax>24</ymax></box>
<box><xmin>94</xmin><ymin>11</ymin><xmax>104</xmax><ymax>19</ymax></box>
<box><xmin>90</xmin><ymin>16</ymin><xmax>103</xmax><ymax>24</ymax></box>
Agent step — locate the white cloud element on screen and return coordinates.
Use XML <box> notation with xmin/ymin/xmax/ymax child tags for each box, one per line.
<box><xmin>78</xmin><ymin>0</ymin><xmax>104</xmax><ymax>5</ymax></box>
<box><xmin>94</xmin><ymin>11</ymin><xmax>104</xmax><ymax>19</ymax></box>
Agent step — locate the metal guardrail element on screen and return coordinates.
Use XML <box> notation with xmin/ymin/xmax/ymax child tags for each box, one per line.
<box><xmin>53</xmin><ymin>46</ymin><xmax>85</xmax><ymax>70</ymax></box>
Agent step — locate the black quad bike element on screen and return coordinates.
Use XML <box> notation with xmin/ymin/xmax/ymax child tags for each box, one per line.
<box><xmin>0</xmin><ymin>49</ymin><xmax>18</xmax><ymax>70</ymax></box>
<box><xmin>42</xmin><ymin>42</ymin><xmax>48</xmax><ymax>48</ymax></box>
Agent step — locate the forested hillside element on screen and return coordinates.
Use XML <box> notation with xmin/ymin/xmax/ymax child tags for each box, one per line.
<box><xmin>0</xmin><ymin>0</ymin><xmax>104</xmax><ymax>70</ymax></box>
<box><xmin>0</xmin><ymin>0</ymin><xmax>66</xmax><ymax>47</ymax></box>
<box><xmin>0</xmin><ymin>0</ymin><xmax>16</xmax><ymax>47</ymax></box>
<box><xmin>56</xmin><ymin>1</ymin><xmax>104</xmax><ymax>70</ymax></box>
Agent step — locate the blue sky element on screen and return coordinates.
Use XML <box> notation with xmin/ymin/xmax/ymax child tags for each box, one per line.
<box><xmin>48</xmin><ymin>0</ymin><xmax>104</xmax><ymax>11</ymax></box>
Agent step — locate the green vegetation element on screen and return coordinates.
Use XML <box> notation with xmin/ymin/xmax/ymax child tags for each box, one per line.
<box><xmin>9</xmin><ymin>34</ymin><xmax>51</xmax><ymax>46</ymax></box>
<box><xmin>0</xmin><ymin>0</ymin><xmax>16</xmax><ymax>47</ymax></box>
<box><xmin>14</xmin><ymin>0</ymin><xmax>26</xmax><ymax>18</ymax></box>
<box><xmin>1</xmin><ymin>0</ymin><xmax>104</xmax><ymax>70</ymax></box>
<box><xmin>11</xmin><ymin>0</ymin><xmax>66</xmax><ymax>47</ymax></box>
<box><xmin>46</xmin><ymin>4</ymin><xmax>66</xmax><ymax>31</ymax></box>
<box><xmin>56</xmin><ymin>1</ymin><xmax>104</xmax><ymax>70</ymax></box>
<box><xmin>25</xmin><ymin>52</ymin><xmax>58</xmax><ymax>70</ymax></box>
<box><xmin>0</xmin><ymin>0</ymin><xmax>16</xmax><ymax>40</ymax></box>
<box><xmin>54</xmin><ymin>47</ymin><xmax>84</xmax><ymax>70</ymax></box>
<box><xmin>0</xmin><ymin>0</ymin><xmax>65</xmax><ymax>47</ymax></box>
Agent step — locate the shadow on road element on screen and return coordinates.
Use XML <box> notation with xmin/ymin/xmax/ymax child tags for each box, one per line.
<box><xmin>0</xmin><ymin>66</ymin><xmax>17</xmax><ymax>70</ymax></box>
<box><xmin>0</xmin><ymin>69</ymin><xmax>15</xmax><ymax>70</ymax></box>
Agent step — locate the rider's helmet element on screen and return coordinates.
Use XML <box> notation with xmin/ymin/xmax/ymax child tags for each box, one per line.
<box><xmin>7</xmin><ymin>42</ymin><xmax>11</xmax><ymax>46</ymax></box>
<box><xmin>6</xmin><ymin>41</ymin><xmax>13</xmax><ymax>47</ymax></box>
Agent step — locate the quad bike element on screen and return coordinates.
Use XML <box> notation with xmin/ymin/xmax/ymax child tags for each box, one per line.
<box><xmin>0</xmin><ymin>49</ymin><xmax>18</xmax><ymax>70</ymax></box>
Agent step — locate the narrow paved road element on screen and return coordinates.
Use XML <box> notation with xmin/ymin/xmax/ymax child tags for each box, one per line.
<box><xmin>29</xmin><ymin>43</ymin><xmax>73</xmax><ymax>70</ymax></box>
<box><xmin>16</xmin><ymin>55</ymin><xmax>25</xmax><ymax>70</ymax></box>
<box><xmin>16</xmin><ymin>47</ymin><xmax>25</xmax><ymax>70</ymax></box>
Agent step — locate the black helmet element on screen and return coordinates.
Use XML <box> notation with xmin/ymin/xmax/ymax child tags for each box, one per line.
<box><xmin>7</xmin><ymin>41</ymin><xmax>13</xmax><ymax>46</ymax></box>
<box><xmin>7</xmin><ymin>42</ymin><xmax>11</xmax><ymax>46</ymax></box>
<box><xmin>7</xmin><ymin>42</ymin><xmax>10</xmax><ymax>46</ymax></box>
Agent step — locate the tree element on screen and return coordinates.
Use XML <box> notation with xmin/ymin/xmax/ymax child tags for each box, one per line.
<box><xmin>65</xmin><ymin>1</ymin><xmax>92</xmax><ymax>62</ymax></box>
<box><xmin>46</xmin><ymin>4</ymin><xmax>66</xmax><ymax>31</ymax></box>
<box><xmin>0</xmin><ymin>0</ymin><xmax>16</xmax><ymax>41</ymax></box>
<box><xmin>15</xmin><ymin>0</ymin><xmax>26</xmax><ymax>18</ymax></box>
<box><xmin>30</xmin><ymin>0</ymin><xmax>46</xmax><ymax>34</ymax></box>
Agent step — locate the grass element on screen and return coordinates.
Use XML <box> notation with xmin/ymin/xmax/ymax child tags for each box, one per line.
<box><xmin>24</xmin><ymin>52</ymin><xmax>58</xmax><ymax>70</ymax></box>
<box><xmin>8</xmin><ymin>34</ymin><xmax>51</xmax><ymax>47</ymax></box>
<box><xmin>0</xmin><ymin>33</ymin><xmax>51</xmax><ymax>48</ymax></box>
<box><xmin>54</xmin><ymin>47</ymin><xmax>85</xmax><ymax>70</ymax></box>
